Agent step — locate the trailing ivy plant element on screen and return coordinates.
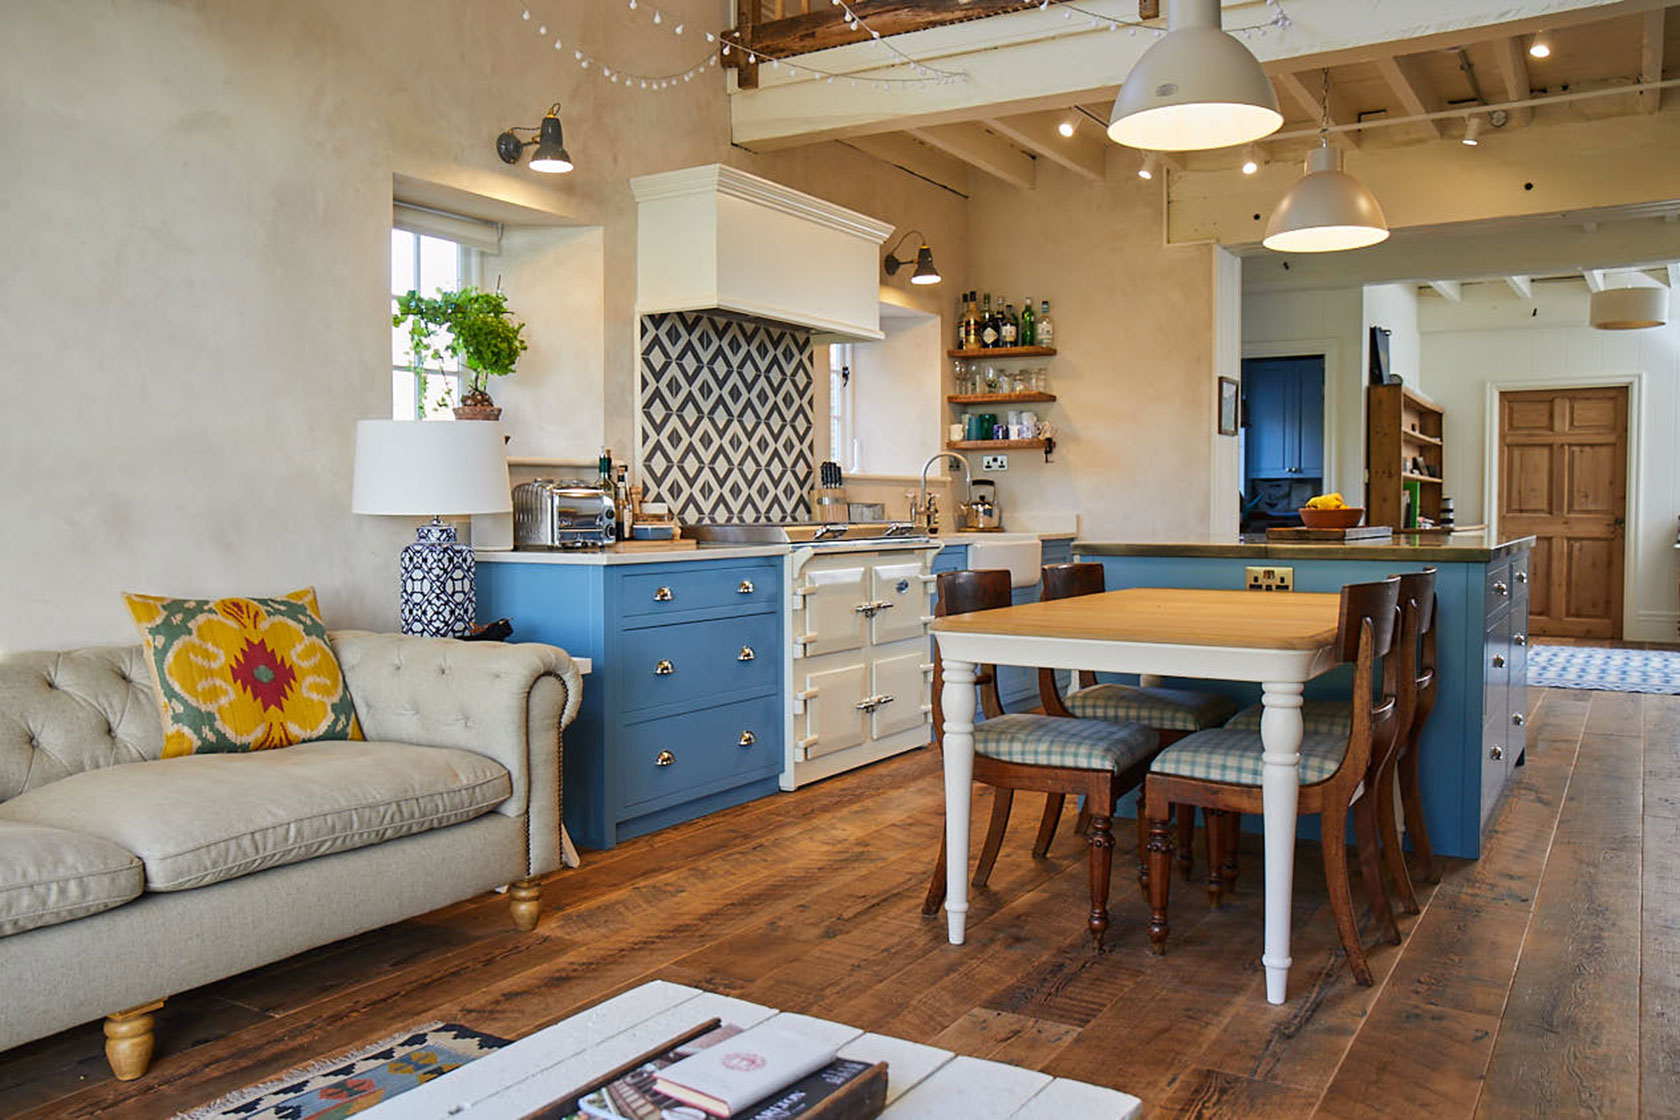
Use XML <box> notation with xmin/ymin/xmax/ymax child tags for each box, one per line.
<box><xmin>393</xmin><ymin>286</ymin><xmax>528</xmax><ymax>407</ymax></box>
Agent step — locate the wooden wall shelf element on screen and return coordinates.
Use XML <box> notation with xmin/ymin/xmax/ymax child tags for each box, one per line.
<box><xmin>947</xmin><ymin>346</ymin><xmax>1057</xmax><ymax>359</ymax></box>
<box><xmin>946</xmin><ymin>439</ymin><xmax>1048</xmax><ymax>451</ymax></box>
<box><xmin>946</xmin><ymin>392</ymin><xmax>1057</xmax><ymax>404</ymax></box>
<box><xmin>1368</xmin><ymin>383</ymin><xmax>1446</xmax><ymax>529</ymax></box>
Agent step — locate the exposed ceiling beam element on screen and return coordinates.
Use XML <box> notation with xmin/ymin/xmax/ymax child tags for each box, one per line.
<box><xmin>906</xmin><ymin>122</ymin><xmax>1036</xmax><ymax>191</ymax></box>
<box><xmin>1504</xmin><ymin>275</ymin><xmax>1534</xmax><ymax>299</ymax></box>
<box><xmin>1640</xmin><ymin>9</ymin><xmax>1666</xmax><ymax>114</ymax></box>
<box><xmin>1274</xmin><ymin>71</ymin><xmax>1361</xmax><ymax>151</ymax></box>
<box><xmin>1374</xmin><ymin>55</ymin><xmax>1446</xmax><ymax>139</ymax></box>
<box><xmin>980</xmin><ymin>110</ymin><xmax>1106</xmax><ymax>182</ymax></box>
<box><xmin>1491</xmin><ymin>37</ymin><xmax>1534</xmax><ymax>128</ymax></box>
<box><xmin>1669</xmin><ymin>263</ymin><xmax>1680</xmax><ymax>289</ymax></box>
<box><xmin>723</xmin><ymin>0</ymin><xmax>1036</xmax><ymax>59</ymax></box>
<box><xmin>1428</xmin><ymin>279</ymin><xmax>1464</xmax><ymax>303</ymax></box>
<box><xmin>841</xmin><ymin>133</ymin><xmax>971</xmax><ymax>195</ymax></box>
<box><xmin>1583</xmin><ymin>268</ymin><xmax>1607</xmax><ymax>292</ymax></box>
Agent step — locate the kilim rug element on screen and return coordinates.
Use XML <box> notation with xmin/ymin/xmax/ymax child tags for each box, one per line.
<box><xmin>173</xmin><ymin>1022</ymin><xmax>508</xmax><ymax>1119</ymax></box>
<box><xmin>1528</xmin><ymin>644</ymin><xmax>1680</xmax><ymax>695</ymax></box>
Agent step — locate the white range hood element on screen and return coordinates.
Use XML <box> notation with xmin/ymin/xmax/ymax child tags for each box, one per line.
<box><xmin>630</xmin><ymin>164</ymin><xmax>894</xmax><ymax>340</ymax></box>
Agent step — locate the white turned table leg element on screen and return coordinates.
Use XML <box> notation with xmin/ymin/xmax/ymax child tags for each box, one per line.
<box><xmin>941</xmin><ymin>657</ymin><xmax>978</xmax><ymax>945</ymax></box>
<box><xmin>1259</xmin><ymin>681</ymin><xmax>1305</xmax><ymax>1004</ymax></box>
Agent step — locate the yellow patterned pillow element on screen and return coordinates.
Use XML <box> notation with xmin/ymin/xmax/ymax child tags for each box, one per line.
<box><xmin>123</xmin><ymin>588</ymin><xmax>363</xmax><ymax>758</ymax></box>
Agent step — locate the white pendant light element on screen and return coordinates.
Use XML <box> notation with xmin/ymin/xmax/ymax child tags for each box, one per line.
<box><xmin>1590</xmin><ymin>286</ymin><xmax>1667</xmax><ymax>330</ymax></box>
<box><xmin>1263</xmin><ymin>142</ymin><xmax>1390</xmax><ymax>253</ymax></box>
<box><xmin>1107</xmin><ymin>0</ymin><xmax>1283</xmax><ymax>152</ymax></box>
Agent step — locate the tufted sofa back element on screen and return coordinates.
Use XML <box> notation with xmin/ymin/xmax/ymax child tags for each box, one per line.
<box><xmin>0</xmin><ymin>645</ymin><xmax>164</xmax><ymax>802</ymax></box>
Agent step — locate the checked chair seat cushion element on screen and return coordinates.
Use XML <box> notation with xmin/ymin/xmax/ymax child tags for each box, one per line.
<box><xmin>1065</xmin><ymin>683</ymin><xmax>1239</xmax><ymax>732</ymax></box>
<box><xmin>1223</xmin><ymin>699</ymin><xmax>1354</xmax><ymax>736</ymax></box>
<box><xmin>1149</xmin><ymin>727</ymin><xmax>1349</xmax><ymax>787</ymax></box>
<box><xmin>975</xmin><ymin>714</ymin><xmax>1159</xmax><ymax>773</ymax></box>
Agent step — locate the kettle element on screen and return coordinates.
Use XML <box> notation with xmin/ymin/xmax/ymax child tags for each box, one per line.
<box><xmin>967</xmin><ymin>479</ymin><xmax>1001</xmax><ymax>531</ymax></box>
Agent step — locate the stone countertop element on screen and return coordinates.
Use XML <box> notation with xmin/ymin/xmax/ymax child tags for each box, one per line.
<box><xmin>934</xmin><ymin>531</ymin><xmax>1077</xmax><ymax>543</ymax></box>
<box><xmin>475</xmin><ymin>538</ymin><xmax>945</xmax><ymax>566</ymax></box>
<box><xmin>1074</xmin><ymin>531</ymin><xmax>1535</xmax><ymax>563</ymax></box>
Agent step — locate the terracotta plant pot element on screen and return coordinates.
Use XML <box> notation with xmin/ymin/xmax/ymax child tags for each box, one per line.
<box><xmin>453</xmin><ymin>405</ymin><xmax>502</xmax><ymax>421</ymax></box>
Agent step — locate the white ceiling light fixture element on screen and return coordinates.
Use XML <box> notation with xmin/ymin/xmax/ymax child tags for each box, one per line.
<box><xmin>1137</xmin><ymin>152</ymin><xmax>1159</xmax><ymax>180</ymax></box>
<box><xmin>1462</xmin><ymin>115</ymin><xmax>1484</xmax><ymax>146</ymax></box>
<box><xmin>1528</xmin><ymin>31</ymin><xmax>1552</xmax><ymax>59</ymax></box>
<box><xmin>1263</xmin><ymin>70</ymin><xmax>1388</xmax><ymax>254</ymax></box>
<box><xmin>1107</xmin><ymin>0</ymin><xmax>1283</xmax><ymax>152</ymax></box>
<box><xmin>1590</xmin><ymin>285</ymin><xmax>1667</xmax><ymax>330</ymax></box>
<box><xmin>1241</xmin><ymin>144</ymin><xmax>1263</xmax><ymax>175</ymax></box>
<box><xmin>1058</xmin><ymin>118</ymin><xmax>1077</xmax><ymax>138</ymax></box>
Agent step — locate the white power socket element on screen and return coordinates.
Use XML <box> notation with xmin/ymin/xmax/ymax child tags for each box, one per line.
<box><xmin>981</xmin><ymin>454</ymin><xmax>1008</xmax><ymax>471</ymax></box>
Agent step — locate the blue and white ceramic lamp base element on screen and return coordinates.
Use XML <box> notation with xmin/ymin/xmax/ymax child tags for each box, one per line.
<box><xmin>400</xmin><ymin>519</ymin><xmax>476</xmax><ymax>638</ymax></box>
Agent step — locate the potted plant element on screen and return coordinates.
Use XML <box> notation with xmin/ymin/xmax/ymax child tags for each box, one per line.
<box><xmin>393</xmin><ymin>286</ymin><xmax>528</xmax><ymax>420</ymax></box>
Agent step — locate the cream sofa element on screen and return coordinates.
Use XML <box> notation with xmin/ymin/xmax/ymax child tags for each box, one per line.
<box><xmin>0</xmin><ymin>630</ymin><xmax>580</xmax><ymax>1081</ymax></box>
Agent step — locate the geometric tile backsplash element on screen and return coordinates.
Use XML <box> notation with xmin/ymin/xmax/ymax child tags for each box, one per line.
<box><xmin>639</xmin><ymin>311</ymin><xmax>814</xmax><ymax>524</ymax></box>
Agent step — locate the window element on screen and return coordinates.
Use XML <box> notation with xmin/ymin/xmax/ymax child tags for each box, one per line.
<box><xmin>828</xmin><ymin>342</ymin><xmax>855</xmax><ymax>472</ymax></box>
<box><xmin>390</xmin><ymin>229</ymin><xmax>479</xmax><ymax>420</ymax></box>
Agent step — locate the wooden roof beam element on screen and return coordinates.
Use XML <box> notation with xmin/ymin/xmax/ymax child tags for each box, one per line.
<box><xmin>842</xmin><ymin>133</ymin><xmax>972</xmax><ymax>196</ymax></box>
<box><xmin>1490</xmin><ymin>37</ymin><xmax>1533</xmax><ymax>128</ymax></box>
<box><xmin>980</xmin><ymin>110</ymin><xmax>1106</xmax><ymax>182</ymax></box>
<box><xmin>1505</xmin><ymin>275</ymin><xmax>1534</xmax><ymax>299</ymax></box>
<box><xmin>1640</xmin><ymin>9</ymin><xmax>1666</xmax><ymax>114</ymax></box>
<box><xmin>1428</xmin><ymin>280</ymin><xmax>1463</xmax><ymax>303</ymax></box>
<box><xmin>1374</xmin><ymin>54</ymin><xmax>1446</xmax><ymax>139</ymax></box>
<box><xmin>1583</xmin><ymin>269</ymin><xmax>1607</xmax><ymax>292</ymax></box>
<box><xmin>726</xmin><ymin>0</ymin><xmax>1040</xmax><ymax>59</ymax></box>
<box><xmin>1274</xmin><ymin>71</ymin><xmax>1361</xmax><ymax>151</ymax></box>
<box><xmin>1668</xmin><ymin>263</ymin><xmax>1680</xmax><ymax>290</ymax></box>
<box><xmin>907</xmin><ymin>122</ymin><xmax>1037</xmax><ymax>191</ymax></box>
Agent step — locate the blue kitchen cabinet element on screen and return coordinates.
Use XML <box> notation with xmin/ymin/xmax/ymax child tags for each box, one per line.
<box><xmin>930</xmin><ymin>536</ymin><xmax>1074</xmax><ymax>713</ymax></box>
<box><xmin>1243</xmin><ymin>356</ymin><xmax>1324</xmax><ymax>481</ymax></box>
<box><xmin>477</xmin><ymin>555</ymin><xmax>785</xmax><ymax>851</ymax></box>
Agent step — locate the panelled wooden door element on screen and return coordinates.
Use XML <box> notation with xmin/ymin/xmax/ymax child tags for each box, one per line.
<box><xmin>1497</xmin><ymin>386</ymin><xmax>1628</xmax><ymax>638</ymax></box>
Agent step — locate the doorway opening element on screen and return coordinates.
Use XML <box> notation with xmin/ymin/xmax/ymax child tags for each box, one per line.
<box><xmin>1240</xmin><ymin>354</ymin><xmax>1326</xmax><ymax>533</ymax></box>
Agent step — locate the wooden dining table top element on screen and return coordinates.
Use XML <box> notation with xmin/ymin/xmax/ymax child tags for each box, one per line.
<box><xmin>930</xmin><ymin>587</ymin><xmax>1343</xmax><ymax>651</ymax></box>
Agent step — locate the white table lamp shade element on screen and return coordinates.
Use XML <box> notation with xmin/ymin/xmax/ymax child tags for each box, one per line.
<box><xmin>352</xmin><ymin>419</ymin><xmax>513</xmax><ymax>517</ymax></box>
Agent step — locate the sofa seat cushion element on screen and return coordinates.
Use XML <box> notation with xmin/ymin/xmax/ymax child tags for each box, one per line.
<box><xmin>0</xmin><ymin>741</ymin><xmax>511</xmax><ymax>892</ymax></box>
<box><xmin>0</xmin><ymin>820</ymin><xmax>143</xmax><ymax>936</ymax></box>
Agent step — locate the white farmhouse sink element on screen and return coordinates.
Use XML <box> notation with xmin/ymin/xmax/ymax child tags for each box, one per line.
<box><xmin>961</xmin><ymin>534</ymin><xmax>1043</xmax><ymax>589</ymax></box>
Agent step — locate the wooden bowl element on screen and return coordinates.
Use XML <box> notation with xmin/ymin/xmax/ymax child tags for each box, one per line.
<box><xmin>1298</xmin><ymin>506</ymin><xmax>1365</xmax><ymax>529</ymax></box>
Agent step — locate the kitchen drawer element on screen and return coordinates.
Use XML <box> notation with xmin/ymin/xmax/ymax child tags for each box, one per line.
<box><xmin>1484</xmin><ymin>561</ymin><xmax>1513</xmax><ymax>619</ymax></box>
<box><xmin>619</xmin><ymin>612</ymin><xmax>780</xmax><ymax>713</ymax></box>
<box><xmin>1484</xmin><ymin>613</ymin><xmax>1510</xmax><ymax>723</ymax></box>
<box><xmin>619</xmin><ymin>695</ymin><xmax>782</xmax><ymax>813</ymax></box>
<box><xmin>619</xmin><ymin>561</ymin><xmax>778</xmax><ymax>620</ymax></box>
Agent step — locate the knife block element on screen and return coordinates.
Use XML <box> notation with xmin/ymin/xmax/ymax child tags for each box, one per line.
<box><xmin>812</xmin><ymin>487</ymin><xmax>848</xmax><ymax>523</ymax></box>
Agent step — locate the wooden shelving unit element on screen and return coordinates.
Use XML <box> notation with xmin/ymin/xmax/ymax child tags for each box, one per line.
<box><xmin>1367</xmin><ymin>384</ymin><xmax>1446</xmax><ymax>529</ymax></box>
<box><xmin>946</xmin><ymin>439</ymin><xmax>1049</xmax><ymax>451</ymax></box>
<box><xmin>946</xmin><ymin>391</ymin><xmax>1057</xmax><ymax>405</ymax></box>
<box><xmin>947</xmin><ymin>346</ymin><xmax>1057</xmax><ymax>359</ymax></box>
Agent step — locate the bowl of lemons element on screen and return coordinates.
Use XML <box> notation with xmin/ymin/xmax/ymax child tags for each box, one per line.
<box><xmin>1298</xmin><ymin>493</ymin><xmax>1365</xmax><ymax>529</ymax></box>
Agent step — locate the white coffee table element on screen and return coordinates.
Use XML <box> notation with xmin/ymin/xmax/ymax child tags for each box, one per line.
<box><xmin>362</xmin><ymin>980</ymin><xmax>1141</xmax><ymax>1118</ymax></box>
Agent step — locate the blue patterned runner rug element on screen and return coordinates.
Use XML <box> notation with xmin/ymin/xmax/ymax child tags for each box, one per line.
<box><xmin>1528</xmin><ymin>644</ymin><xmax>1680</xmax><ymax>695</ymax></box>
<box><xmin>173</xmin><ymin>1021</ymin><xmax>507</xmax><ymax>1119</ymax></box>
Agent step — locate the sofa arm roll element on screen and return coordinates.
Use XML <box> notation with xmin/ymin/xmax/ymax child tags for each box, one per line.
<box><xmin>330</xmin><ymin>631</ymin><xmax>581</xmax><ymax>877</ymax></box>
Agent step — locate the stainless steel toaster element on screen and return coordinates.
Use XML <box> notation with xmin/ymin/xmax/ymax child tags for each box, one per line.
<box><xmin>513</xmin><ymin>479</ymin><xmax>616</xmax><ymax>548</ymax></box>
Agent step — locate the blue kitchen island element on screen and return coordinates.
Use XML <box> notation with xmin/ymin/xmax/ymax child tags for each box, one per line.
<box><xmin>1074</xmin><ymin>532</ymin><xmax>1535</xmax><ymax>859</ymax></box>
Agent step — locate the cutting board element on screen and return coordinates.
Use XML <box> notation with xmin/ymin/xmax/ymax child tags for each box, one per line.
<box><xmin>606</xmin><ymin>538</ymin><xmax>698</xmax><ymax>553</ymax></box>
<box><xmin>1267</xmin><ymin>526</ymin><xmax>1394</xmax><ymax>542</ymax></box>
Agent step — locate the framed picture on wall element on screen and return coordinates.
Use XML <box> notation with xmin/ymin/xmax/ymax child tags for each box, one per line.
<box><xmin>1218</xmin><ymin>376</ymin><xmax>1240</xmax><ymax>436</ymax></box>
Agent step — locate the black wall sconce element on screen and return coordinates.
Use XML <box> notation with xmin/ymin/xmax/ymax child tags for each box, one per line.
<box><xmin>882</xmin><ymin>229</ymin><xmax>941</xmax><ymax>285</ymax></box>
<box><xmin>496</xmin><ymin>103</ymin><xmax>573</xmax><ymax>174</ymax></box>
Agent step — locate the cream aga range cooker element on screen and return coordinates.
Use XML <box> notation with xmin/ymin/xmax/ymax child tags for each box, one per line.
<box><xmin>685</xmin><ymin>523</ymin><xmax>942</xmax><ymax>789</ymax></box>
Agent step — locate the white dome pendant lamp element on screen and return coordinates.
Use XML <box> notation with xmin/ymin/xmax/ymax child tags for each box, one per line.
<box><xmin>1108</xmin><ymin>0</ymin><xmax>1283</xmax><ymax>152</ymax></box>
<box><xmin>1263</xmin><ymin>71</ymin><xmax>1389</xmax><ymax>253</ymax></box>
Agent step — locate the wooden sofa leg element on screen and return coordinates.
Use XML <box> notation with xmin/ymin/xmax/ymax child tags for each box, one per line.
<box><xmin>105</xmin><ymin>999</ymin><xmax>165</xmax><ymax>1081</ymax></box>
<box><xmin>509</xmin><ymin>878</ymin><xmax>542</xmax><ymax>931</ymax></box>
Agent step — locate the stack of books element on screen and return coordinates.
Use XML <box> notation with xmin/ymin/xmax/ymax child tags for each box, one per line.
<box><xmin>540</xmin><ymin>1019</ymin><xmax>888</xmax><ymax>1120</ymax></box>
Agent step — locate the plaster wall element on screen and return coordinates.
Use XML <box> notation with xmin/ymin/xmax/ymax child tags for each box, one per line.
<box><xmin>0</xmin><ymin>0</ymin><xmax>965</xmax><ymax>649</ymax></box>
<box><xmin>847</xmin><ymin>309</ymin><xmax>945</xmax><ymax>480</ymax></box>
<box><xmin>961</xmin><ymin>160</ymin><xmax>1216</xmax><ymax>542</ymax></box>
<box><xmin>1241</xmin><ymin>286</ymin><xmax>1364</xmax><ymax>499</ymax></box>
<box><xmin>1419</xmin><ymin>281</ymin><xmax>1680</xmax><ymax>640</ymax></box>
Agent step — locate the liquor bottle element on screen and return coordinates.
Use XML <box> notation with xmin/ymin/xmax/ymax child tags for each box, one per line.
<box><xmin>598</xmin><ymin>448</ymin><xmax>613</xmax><ymax>491</ymax></box>
<box><xmin>955</xmin><ymin>294</ymin><xmax>966</xmax><ymax>350</ymax></box>
<box><xmin>980</xmin><ymin>293</ymin><xmax>1000</xmax><ymax>348</ymax></box>
<box><xmin>962</xmin><ymin>291</ymin><xmax>981</xmax><ymax>350</ymax></box>
<box><xmin>1019</xmin><ymin>297</ymin><xmax>1036</xmax><ymax>347</ymax></box>
<box><xmin>615</xmin><ymin>465</ymin><xmax>632</xmax><ymax>539</ymax></box>
<box><xmin>1000</xmin><ymin>303</ymin><xmax>1018</xmax><ymax>346</ymax></box>
<box><xmin>1037</xmin><ymin>299</ymin><xmax>1055</xmax><ymax>348</ymax></box>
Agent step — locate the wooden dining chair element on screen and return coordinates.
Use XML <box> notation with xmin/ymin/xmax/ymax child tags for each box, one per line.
<box><xmin>1141</xmin><ymin>577</ymin><xmax>1404</xmax><ymax>986</ymax></box>
<box><xmin>921</xmin><ymin>569</ymin><xmax>1161</xmax><ymax>950</ymax></box>
<box><xmin>1220</xmin><ymin>568</ymin><xmax>1440</xmax><ymax>906</ymax></box>
<box><xmin>1035</xmin><ymin>563</ymin><xmax>1240</xmax><ymax>894</ymax></box>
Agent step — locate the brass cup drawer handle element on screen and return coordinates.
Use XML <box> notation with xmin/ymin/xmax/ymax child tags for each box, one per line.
<box><xmin>653</xmin><ymin>586</ymin><xmax>674</xmax><ymax>602</ymax></box>
<box><xmin>738</xmin><ymin>579</ymin><xmax>755</xmax><ymax>594</ymax></box>
<box><xmin>654</xmin><ymin>659</ymin><xmax>675</xmax><ymax>675</ymax></box>
<box><xmin>738</xmin><ymin>730</ymin><xmax>756</xmax><ymax>747</ymax></box>
<box><xmin>738</xmin><ymin>646</ymin><xmax>756</xmax><ymax>662</ymax></box>
<box><xmin>656</xmin><ymin>750</ymin><xmax>675</xmax><ymax>767</ymax></box>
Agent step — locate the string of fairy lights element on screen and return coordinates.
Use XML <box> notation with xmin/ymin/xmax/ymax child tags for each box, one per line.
<box><xmin>518</xmin><ymin>0</ymin><xmax>1292</xmax><ymax>93</ymax></box>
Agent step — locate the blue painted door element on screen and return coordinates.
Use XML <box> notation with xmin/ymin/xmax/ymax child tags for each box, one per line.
<box><xmin>1242</xmin><ymin>357</ymin><xmax>1325</xmax><ymax>481</ymax></box>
